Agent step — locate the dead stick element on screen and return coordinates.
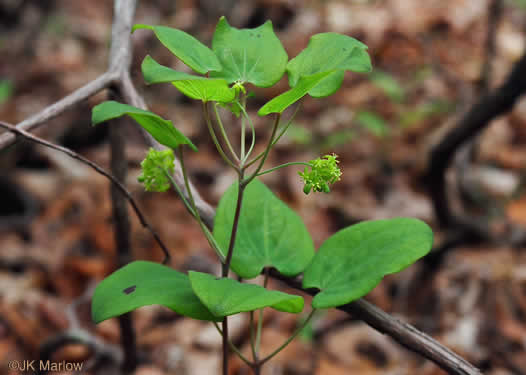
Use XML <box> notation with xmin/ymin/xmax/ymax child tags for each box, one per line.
<box><xmin>0</xmin><ymin>120</ymin><xmax>171</xmax><ymax>263</ymax></box>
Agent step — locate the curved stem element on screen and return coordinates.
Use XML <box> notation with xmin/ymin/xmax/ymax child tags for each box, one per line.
<box><xmin>214</xmin><ymin>322</ymin><xmax>253</xmax><ymax>367</ymax></box>
<box><xmin>238</xmin><ymin>101</ymin><xmax>256</xmax><ymax>163</ymax></box>
<box><xmin>245</xmin><ymin>103</ymin><xmax>301</xmax><ymax>169</ymax></box>
<box><xmin>166</xmin><ymin>173</ymin><xmax>196</xmax><ymax>217</ymax></box>
<box><xmin>214</xmin><ymin>103</ymin><xmax>240</xmax><ymax>163</ymax></box>
<box><xmin>240</xmin><ymin>94</ymin><xmax>247</xmax><ymax>160</ymax></box>
<box><xmin>270</xmin><ymin>103</ymin><xmax>302</xmax><ymax>148</ymax></box>
<box><xmin>203</xmin><ymin>102</ymin><xmax>238</xmax><ymax>171</ymax></box>
<box><xmin>250</xmin><ymin>311</ymin><xmax>257</xmax><ymax>362</ymax></box>
<box><xmin>256</xmin><ymin>162</ymin><xmax>311</xmax><ymax>177</ymax></box>
<box><xmin>176</xmin><ymin>148</ymin><xmax>225</xmax><ymax>262</ymax></box>
<box><xmin>258</xmin><ymin>309</ymin><xmax>316</xmax><ymax>366</ymax></box>
<box><xmin>243</xmin><ymin>114</ymin><xmax>281</xmax><ymax>186</ymax></box>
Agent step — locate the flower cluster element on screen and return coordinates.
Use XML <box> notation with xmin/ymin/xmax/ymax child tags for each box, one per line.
<box><xmin>137</xmin><ymin>148</ymin><xmax>175</xmax><ymax>192</ymax></box>
<box><xmin>299</xmin><ymin>154</ymin><xmax>342</xmax><ymax>194</ymax></box>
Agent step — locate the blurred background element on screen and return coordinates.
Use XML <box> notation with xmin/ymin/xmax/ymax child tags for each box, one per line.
<box><xmin>1</xmin><ymin>0</ymin><xmax>526</xmax><ymax>374</ymax></box>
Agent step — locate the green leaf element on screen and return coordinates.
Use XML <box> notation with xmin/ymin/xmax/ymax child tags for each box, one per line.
<box><xmin>141</xmin><ymin>55</ymin><xmax>235</xmax><ymax>103</ymax></box>
<box><xmin>210</xmin><ymin>17</ymin><xmax>288</xmax><ymax>87</ymax></box>
<box><xmin>141</xmin><ymin>54</ymin><xmax>204</xmax><ymax>83</ymax></box>
<box><xmin>172</xmin><ymin>81</ymin><xmax>235</xmax><ymax>103</ymax></box>
<box><xmin>287</xmin><ymin>33</ymin><xmax>372</xmax><ymax>98</ymax></box>
<box><xmin>141</xmin><ymin>55</ymin><xmax>236</xmax><ymax>103</ymax></box>
<box><xmin>214</xmin><ymin>179</ymin><xmax>315</xmax><ymax>279</ymax></box>
<box><xmin>189</xmin><ymin>271</ymin><xmax>304</xmax><ymax>316</ymax></box>
<box><xmin>258</xmin><ymin>71</ymin><xmax>333</xmax><ymax>116</ymax></box>
<box><xmin>132</xmin><ymin>24</ymin><xmax>221</xmax><ymax>75</ymax></box>
<box><xmin>92</xmin><ymin>261</ymin><xmax>219</xmax><ymax>323</ymax></box>
<box><xmin>303</xmin><ymin>218</ymin><xmax>433</xmax><ymax>309</ymax></box>
<box><xmin>92</xmin><ymin>101</ymin><xmax>197</xmax><ymax>151</ymax></box>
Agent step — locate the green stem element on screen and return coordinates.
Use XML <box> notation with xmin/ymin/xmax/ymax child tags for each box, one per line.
<box><xmin>203</xmin><ymin>102</ymin><xmax>238</xmax><ymax>171</ymax></box>
<box><xmin>238</xmin><ymin>101</ymin><xmax>256</xmax><ymax>163</ymax></box>
<box><xmin>254</xmin><ymin>270</ymin><xmax>269</xmax><ymax>355</ymax></box>
<box><xmin>165</xmin><ymin>172</ymin><xmax>196</xmax><ymax>218</ymax></box>
<box><xmin>245</xmin><ymin>103</ymin><xmax>301</xmax><ymax>169</ymax></box>
<box><xmin>256</xmin><ymin>162</ymin><xmax>311</xmax><ymax>177</ymax></box>
<box><xmin>174</xmin><ymin>149</ymin><xmax>225</xmax><ymax>262</ymax></box>
<box><xmin>213</xmin><ymin>322</ymin><xmax>253</xmax><ymax>367</ymax></box>
<box><xmin>243</xmin><ymin>113</ymin><xmax>281</xmax><ymax>186</ymax></box>
<box><xmin>258</xmin><ymin>309</ymin><xmax>316</xmax><ymax>366</ymax></box>
<box><xmin>240</xmin><ymin>94</ymin><xmax>247</xmax><ymax>160</ymax></box>
<box><xmin>250</xmin><ymin>311</ymin><xmax>257</xmax><ymax>362</ymax></box>
<box><xmin>214</xmin><ymin>103</ymin><xmax>240</xmax><ymax>163</ymax></box>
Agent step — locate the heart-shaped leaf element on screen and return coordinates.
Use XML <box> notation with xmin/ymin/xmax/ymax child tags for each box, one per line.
<box><xmin>132</xmin><ymin>24</ymin><xmax>221</xmax><ymax>75</ymax></box>
<box><xmin>303</xmin><ymin>218</ymin><xmax>433</xmax><ymax>309</ymax></box>
<box><xmin>210</xmin><ymin>17</ymin><xmax>287</xmax><ymax>87</ymax></box>
<box><xmin>287</xmin><ymin>33</ymin><xmax>372</xmax><ymax>98</ymax></box>
<box><xmin>258</xmin><ymin>71</ymin><xmax>333</xmax><ymax>116</ymax></box>
<box><xmin>141</xmin><ymin>56</ymin><xmax>235</xmax><ymax>103</ymax></box>
<box><xmin>189</xmin><ymin>271</ymin><xmax>304</xmax><ymax>316</ymax></box>
<box><xmin>92</xmin><ymin>101</ymin><xmax>197</xmax><ymax>151</ymax></box>
<box><xmin>214</xmin><ymin>179</ymin><xmax>314</xmax><ymax>279</ymax></box>
<box><xmin>92</xmin><ymin>261</ymin><xmax>219</xmax><ymax>323</ymax></box>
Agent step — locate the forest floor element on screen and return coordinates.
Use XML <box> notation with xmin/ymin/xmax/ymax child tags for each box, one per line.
<box><xmin>1</xmin><ymin>0</ymin><xmax>526</xmax><ymax>374</ymax></box>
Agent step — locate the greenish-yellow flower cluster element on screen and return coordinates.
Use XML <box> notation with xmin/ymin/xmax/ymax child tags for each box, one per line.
<box><xmin>299</xmin><ymin>154</ymin><xmax>342</xmax><ymax>194</ymax></box>
<box><xmin>137</xmin><ymin>148</ymin><xmax>175</xmax><ymax>192</ymax></box>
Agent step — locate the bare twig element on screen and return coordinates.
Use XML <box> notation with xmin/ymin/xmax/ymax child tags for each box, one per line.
<box><xmin>0</xmin><ymin>120</ymin><xmax>171</xmax><ymax>262</ymax></box>
<box><xmin>0</xmin><ymin>72</ymin><xmax>115</xmax><ymax>150</ymax></box>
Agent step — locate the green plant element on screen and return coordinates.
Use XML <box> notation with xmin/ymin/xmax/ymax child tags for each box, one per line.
<box><xmin>90</xmin><ymin>17</ymin><xmax>433</xmax><ymax>375</ymax></box>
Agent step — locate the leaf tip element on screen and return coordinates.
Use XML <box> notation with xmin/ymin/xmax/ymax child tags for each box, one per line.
<box><xmin>132</xmin><ymin>24</ymin><xmax>154</xmax><ymax>33</ymax></box>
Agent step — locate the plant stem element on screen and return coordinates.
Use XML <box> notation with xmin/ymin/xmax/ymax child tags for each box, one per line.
<box><xmin>222</xmin><ymin>175</ymin><xmax>245</xmax><ymax>276</ymax></box>
<box><xmin>214</xmin><ymin>103</ymin><xmax>240</xmax><ymax>163</ymax></box>
<box><xmin>258</xmin><ymin>309</ymin><xmax>316</xmax><ymax>366</ymax></box>
<box><xmin>245</xmin><ymin>104</ymin><xmax>300</xmax><ymax>168</ymax></box>
<box><xmin>203</xmin><ymin>102</ymin><xmax>238</xmax><ymax>171</ymax></box>
<box><xmin>238</xmin><ymin>98</ymin><xmax>256</xmax><ymax>163</ymax></box>
<box><xmin>254</xmin><ymin>270</ymin><xmax>269</xmax><ymax>355</ymax></box>
<box><xmin>222</xmin><ymin>317</ymin><xmax>229</xmax><ymax>375</ymax></box>
<box><xmin>243</xmin><ymin>113</ymin><xmax>281</xmax><ymax>186</ymax></box>
<box><xmin>220</xmin><ymin>169</ymin><xmax>246</xmax><ymax>375</ymax></box>
<box><xmin>250</xmin><ymin>311</ymin><xmax>257</xmax><ymax>362</ymax></box>
<box><xmin>240</xmin><ymin>94</ymin><xmax>247</xmax><ymax>160</ymax></box>
<box><xmin>175</xmin><ymin>148</ymin><xmax>226</xmax><ymax>262</ymax></box>
<box><xmin>213</xmin><ymin>322</ymin><xmax>254</xmax><ymax>367</ymax></box>
<box><xmin>256</xmin><ymin>162</ymin><xmax>311</xmax><ymax>177</ymax></box>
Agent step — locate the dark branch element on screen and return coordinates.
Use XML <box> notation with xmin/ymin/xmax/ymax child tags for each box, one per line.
<box><xmin>0</xmin><ymin>120</ymin><xmax>171</xmax><ymax>262</ymax></box>
<box><xmin>0</xmin><ymin>73</ymin><xmax>115</xmax><ymax>150</ymax></box>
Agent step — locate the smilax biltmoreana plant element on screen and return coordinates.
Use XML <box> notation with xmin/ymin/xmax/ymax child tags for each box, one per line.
<box><xmin>90</xmin><ymin>17</ymin><xmax>433</xmax><ymax>375</ymax></box>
